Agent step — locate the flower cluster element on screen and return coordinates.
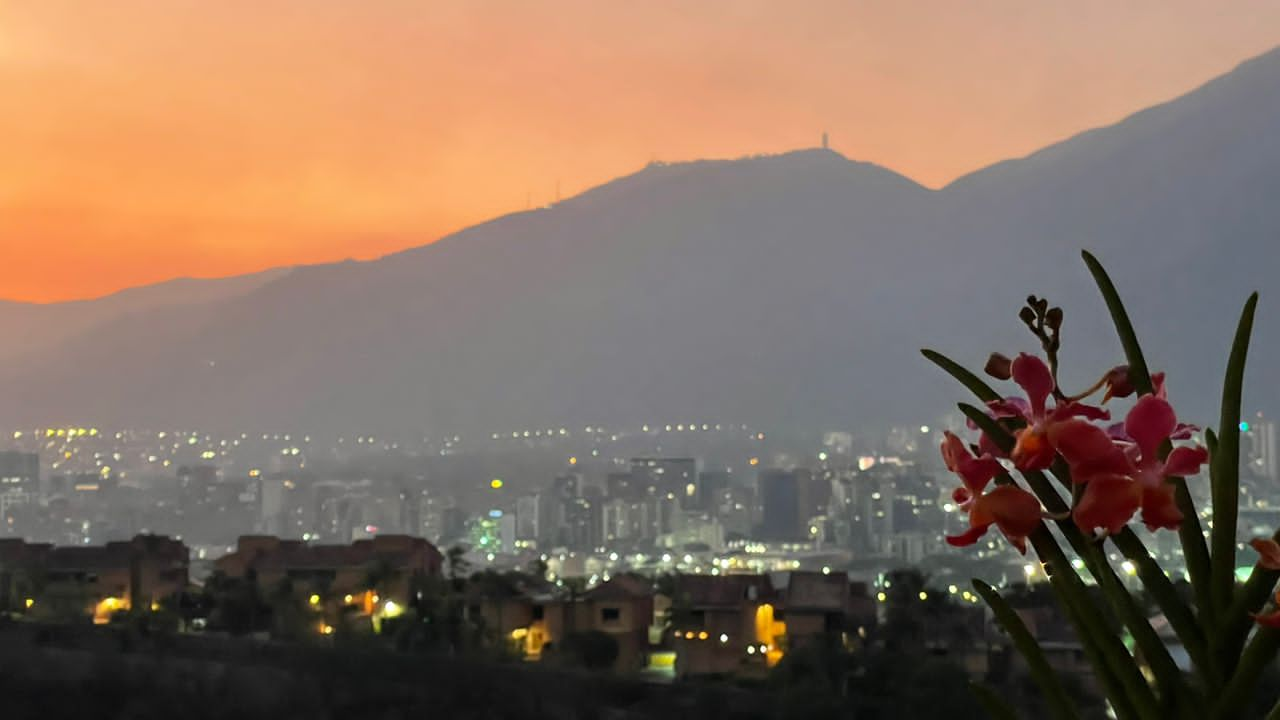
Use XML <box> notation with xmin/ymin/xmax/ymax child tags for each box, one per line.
<box><xmin>942</xmin><ymin>353</ymin><xmax>1208</xmax><ymax>552</ymax></box>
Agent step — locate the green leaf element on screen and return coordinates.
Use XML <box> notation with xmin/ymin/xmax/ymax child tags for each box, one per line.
<box><xmin>1219</xmin><ymin>527</ymin><xmax>1280</xmax><ymax>673</ymax></box>
<box><xmin>1083</xmin><ymin>249</ymin><xmax>1212</xmax><ymax>625</ymax></box>
<box><xmin>1211</xmin><ymin>293</ymin><xmax>1259</xmax><ymax>622</ymax></box>
<box><xmin>969</xmin><ymin>682</ymin><xmax>1022</xmax><ymax>720</ymax></box>
<box><xmin>1213</xmin><ymin>627</ymin><xmax>1280</xmax><ymax>720</ymax></box>
<box><xmin>921</xmin><ymin>348</ymin><xmax>1002</xmax><ymax>403</ymax></box>
<box><xmin>973</xmin><ymin>580</ymin><xmax>1081</xmax><ymax>720</ymax></box>
<box><xmin>1031</xmin><ymin>528</ymin><xmax>1162</xmax><ymax>720</ymax></box>
<box><xmin>1081</xmin><ymin>250</ymin><xmax>1154</xmax><ymax>395</ymax></box>
<box><xmin>1108</xmin><ymin>527</ymin><xmax>1214</xmax><ymax>687</ymax></box>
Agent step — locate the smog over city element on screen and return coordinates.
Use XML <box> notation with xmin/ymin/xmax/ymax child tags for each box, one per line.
<box><xmin>3</xmin><ymin>3</ymin><xmax>1280</xmax><ymax>719</ymax></box>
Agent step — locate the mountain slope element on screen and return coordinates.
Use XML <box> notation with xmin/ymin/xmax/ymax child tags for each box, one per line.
<box><xmin>4</xmin><ymin>47</ymin><xmax>1280</xmax><ymax>434</ymax></box>
<box><xmin>0</xmin><ymin>268</ymin><xmax>290</xmax><ymax>364</ymax></box>
<box><xmin>0</xmin><ymin>151</ymin><xmax>942</xmax><ymax>433</ymax></box>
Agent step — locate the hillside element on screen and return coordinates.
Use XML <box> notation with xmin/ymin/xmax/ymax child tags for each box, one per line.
<box><xmin>3</xmin><ymin>47</ymin><xmax>1280</xmax><ymax>434</ymax></box>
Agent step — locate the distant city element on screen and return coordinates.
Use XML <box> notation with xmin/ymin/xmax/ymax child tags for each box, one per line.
<box><xmin>4</xmin><ymin>415</ymin><xmax>1278</xmax><ymax>586</ymax></box>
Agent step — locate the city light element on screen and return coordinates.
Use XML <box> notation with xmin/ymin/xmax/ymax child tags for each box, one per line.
<box><xmin>309</xmin><ymin>594</ymin><xmax>320</xmax><ymax>606</ymax></box>
<box><xmin>490</xmin><ymin>478</ymin><xmax>504</xmax><ymax>489</ymax></box>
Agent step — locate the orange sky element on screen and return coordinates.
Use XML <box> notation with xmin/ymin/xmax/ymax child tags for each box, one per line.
<box><xmin>3</xmin><ymin>1</ymin><xmax>1279</xmax><ymax>303</ymax></box>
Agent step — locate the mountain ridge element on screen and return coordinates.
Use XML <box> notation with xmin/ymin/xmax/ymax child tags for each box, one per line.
<box><xmin>4</xmin><ymin>46</ymin><xmax>1280</xmax><ymax>435</ymax></box>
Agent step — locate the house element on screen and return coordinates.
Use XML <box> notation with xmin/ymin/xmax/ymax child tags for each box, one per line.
<box><xmin>780</xmin><ymin>571</ymin><xmax>851</xmax><ymax>645</ymax></box>
<box><xmin>213</xmin><ymin>534</ymin><xmax>442</xmax><ymax>625</ymax></box>
<box><xmin>670</xmin><ymin>573</ymin><xmax>778</xmax><ymax>677</ymax></box>
<box><xmin>563</xmin><ymin>574</ymin><xmax>655</xmax><ymax>671</ymax></box>
<box><xmin>483</xmin><ymin>575</ymin><xmax>657</xmax><ymax>672</ymax></box>
<box><xmin>0</xmin><ymin>534</ymin><xmax>188</xmax><ymax>622</ymax></box>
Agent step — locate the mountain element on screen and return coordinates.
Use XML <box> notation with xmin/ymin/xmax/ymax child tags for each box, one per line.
<box><xmin>3</xmin><ymin>47</ymin><xmax>1280</xmax><ymax>435</ymax></box>
<box><xmin>0</xmin><ymin>269</ymin><xmax>290</xmax><ymax>364</ymax></box>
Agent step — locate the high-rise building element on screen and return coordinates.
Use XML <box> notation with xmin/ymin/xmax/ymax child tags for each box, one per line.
<box><xmin>757</xmin><ymin>469</ymin><xmax>802</xmax><ymax>541</ymax></box>
<box><xmin>629</xmin><ymin>458</ymin><xmax>696</xmax><ymax>499</ymax></box>
<box><xmin>0</xmin><ymin>451</ymin><xmax>40</xmax><ymax>523</ymax></box>
<box><xmin>1248</xmin><ymin>418</ymin><xmax>1279</xmax><ymax>484</ymax></box>
<box><xmin>691</xmin><ymin>470</ymin><xmax>730</xmax><ymax>512</ymax></box>
<box><xmin>822</xmin><ymin>432</ymin><xmax>854</xmax><ymax>461</ymax></box>
<box><xmin>516</xmin><ymin>493</ymin><xmax>541</xmax><ymax>544</ymax></box>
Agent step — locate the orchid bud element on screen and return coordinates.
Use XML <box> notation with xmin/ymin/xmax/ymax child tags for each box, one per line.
<box><xmin>1103</xmin><ymin>365</ymin><xmax>1135</xmax><ymax>402</ymax></box>
<box><xmin>984</xmin><ymin>353</ymin><xmax>1013</xmax><ymax>380</ymax></box>
<box><xmin>1045</xmin><ymin>307</ymin><xmax>1063</xmax><ymax>332</ymax></box>
<box><xmin>1018</xmin><ymin>307</ymin><xmax>1036</xmax><ymax>326</ymax></box>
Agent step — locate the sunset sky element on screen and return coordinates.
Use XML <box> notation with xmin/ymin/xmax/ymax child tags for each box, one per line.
<box><xmin>3</xmin><ymin>1</ymin><xmax>1279</xmax><ymax>303</ymax></box>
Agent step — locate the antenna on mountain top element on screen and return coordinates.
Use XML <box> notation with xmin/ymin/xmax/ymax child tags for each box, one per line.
<box><xmin>821</xmin><ymin>131</ymin><xmax>829</xmax><ymax>150</ymax></box>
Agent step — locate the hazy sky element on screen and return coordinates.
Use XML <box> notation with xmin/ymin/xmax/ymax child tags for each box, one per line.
<box><xmin>3</xmin><ymin>1</ymin><xmax>1279</xmax><ymax>302</ymax></box>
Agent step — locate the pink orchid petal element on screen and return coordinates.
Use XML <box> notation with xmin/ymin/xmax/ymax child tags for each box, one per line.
<box><xmin>1011</xmin><ymin>354</ymin><xmax>1054</xmax><ymax>419</ymax></box>
<box><xmin>978</xmin><ymin>431</ymin><xmax>1008</xmax><ymax>459</ymax></box>
<box><xmin>1125</xmin><ymin>395</ymin><xmax>1177</xmax><ymax>462</ymax></box>
<box><xmin>1151</xmin><ymin>372</ymin><xmax>1167</xmax><ymax>400</ymax></box>
<box><xmin>1106</xmin><ymin>422</ymin><xmax>1131</xmax><ymax>441</ymax></box>
<box><xmin>1048</xmin><ymin>419</ymin><xmax>1132</xmax><ymax>481</ymax></box>
<box><xmin>1051</xmin><ymin>401</ymin><xmax>1110</xmax><ymax>423</ymax></box>
<box><xmin>1140</xmin><ymin>484</ymin><xmax>1183</xmax><ymax>531</ymax></box>
<box><xmin>1163</xmin><ymin>445</ymin><xmax>1209</xmax><ymax>478</ymax></box>
<box><xmin>946</xmin><ymin>524</ymin><xmax>990</xmax><ymax>548</ymax></box>
<box><xmin>1250</xmin><ymin>538</ymin><xmax>1280</xmax><ymax>571</ymax></box>
<box><xmin>979</xmin><ymin>485</ymin><xmax>1043</xmax><ymax>555</ymax></box>
<box><xmin>941</xmin><ymin>431</ymin><xmax>1003</xmax><ymax>495</ymax></box>
<box><xmin>988</xmin><ymin>397</ymin><xmax>1031</xmax><ymax>422</ymax></box>
<box><xmin>1072</xmin><ymin>474</ymin><xmax>1141</xmax><ymax>536</ymax></box>
<box><xmin>940</xmin><ymin>433</ymin><xmax>968</xmax><ymax>473</ymax></box>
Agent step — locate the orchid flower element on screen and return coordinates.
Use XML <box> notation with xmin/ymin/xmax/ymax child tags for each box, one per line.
<box><xmin>941</xmin><ymin>432</ymin><xmax>1043</xmax><ymax>554</ymax></box>
<box><xmin>1049</xmin><ymin>393</ymin><xmax>1207</xmax><ymax>534</ymax></box>
<box><xmin>1122</xmin><ymin>395</ymin><xmax>1209</xmax><ymax>530</ymax></box>
<box><xmin>1251</xmin><ymin>537</ymin><xmax>1280</xmax><ymax>570</ymax></box>
<box><xmin>1048</xmin><ymin>418</ymin><xmax>1141</xmax><ymax>534</ymax></box>
<box><xmin>1249</xmin><ymin>541</ymin><xmax>1280</xmax><ymax>627</ymax></box>
<box><xmin>988</xmin><ymin>353</ymin><xmax>1108</xmax><ymax>471</ymax></box>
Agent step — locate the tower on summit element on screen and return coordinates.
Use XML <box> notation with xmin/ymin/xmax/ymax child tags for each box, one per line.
<box><xmin>821</xmin><ymin>131</ymin><xmax>829</xmax><ymax>150</ymax></box>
